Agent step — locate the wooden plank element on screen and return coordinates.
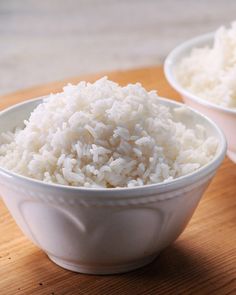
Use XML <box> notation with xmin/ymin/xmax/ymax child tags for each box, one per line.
<box><xmin>0</xmin><ymin>67</ymin><xmax>235</xmax><ymax>295</ymax></box>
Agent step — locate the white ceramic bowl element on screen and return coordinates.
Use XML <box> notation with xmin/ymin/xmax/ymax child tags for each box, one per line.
<box><xmin>0</xmin><ymin>97</ymin><xmax>226</xmax><ymax>274</ymax></box>
<box><xmin>164</xmin><ymin>33</ymin><xmax>236</xmax><ymax>163</ymax></box>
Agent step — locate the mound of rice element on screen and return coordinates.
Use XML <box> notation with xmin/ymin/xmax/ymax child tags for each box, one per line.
<box><xmin>0</xmin><ymin>78</ymin><xmax>218</xmax><ymax>188</ymax></box>
<box><xmin>175</xmin><ymin>22</ymin><xmax>236</xmax><ymax>108</ymax></box>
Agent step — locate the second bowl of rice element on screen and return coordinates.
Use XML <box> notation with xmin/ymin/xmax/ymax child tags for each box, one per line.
<box><xmin>164</xmin><ymin>22</ymin><xmax>236</xmax><ymax>163</ymax></box>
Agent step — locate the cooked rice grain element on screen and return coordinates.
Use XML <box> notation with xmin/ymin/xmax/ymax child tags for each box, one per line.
<box><xmin>0</xmin><ymin>78</ymin><xmax>218</xmax><ymax>188</ymax></box>
<box><xmin>175</xmin><ymin>22</ymin><xmax>236</xmax><ymax>108</ymax></box>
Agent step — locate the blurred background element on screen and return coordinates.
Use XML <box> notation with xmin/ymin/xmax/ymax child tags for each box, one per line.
<box><xmin>1</xmin><ymin>0</ymin><xmax>236</xmax><ymax>96</ymax></box>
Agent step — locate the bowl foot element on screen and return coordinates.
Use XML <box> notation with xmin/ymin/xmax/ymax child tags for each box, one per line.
<box><xmin>47</xmin><ymin>254</ymin><xmax>157</xmax><ymax>275</ymax></box>
<box><xmin>227</xmin><ymin>150</ymin><xmax>236</xmax><ymax>163</ymax></box>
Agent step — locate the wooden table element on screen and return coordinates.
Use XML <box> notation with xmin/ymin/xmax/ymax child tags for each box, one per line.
<box><xmin>0</xmin><ymin>67</ymin><xmax>235</xmax><ymax>295</ymax></box>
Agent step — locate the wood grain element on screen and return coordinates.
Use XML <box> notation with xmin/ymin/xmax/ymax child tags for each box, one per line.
<box><xmin>0</xmin><ymin>67</ymin><xmax>235</xmax><ymax>295</ymax></box>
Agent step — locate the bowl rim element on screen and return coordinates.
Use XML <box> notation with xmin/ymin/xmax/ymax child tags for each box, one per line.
<box><xmin>164</xmin><ymin>32</ymin><xmax>236</xmax><ymax>115</ymax></box>
<box><xmin>0</xmin><ymin>95</ymin><xmax>227</xmax><ymax>197</ymax></box>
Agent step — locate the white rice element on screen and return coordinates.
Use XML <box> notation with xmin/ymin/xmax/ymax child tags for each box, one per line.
<box><xmin>0</xmin><ymin>78</ymin><xmax>218</xmax><ymax>188</ymax></box>
<box><xmin>175</xmin><ymin>22</ymin><xmax>236</xmax><ymax>108</ymax></box>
